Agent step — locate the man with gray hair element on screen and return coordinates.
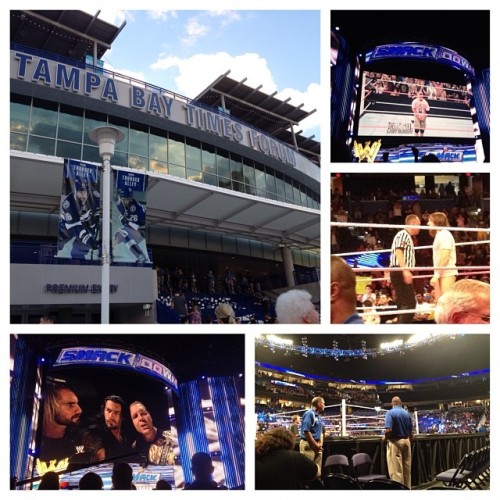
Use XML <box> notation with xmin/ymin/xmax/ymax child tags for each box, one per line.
<box><xmin>434</xmin><ymin>279</ymin><xmax>490</xmax><ymax>324</ymax></box>
<box><xmin>275</xmin><ymin>289</ymin><xmax>319</xmax><ymax>324</ymax></box>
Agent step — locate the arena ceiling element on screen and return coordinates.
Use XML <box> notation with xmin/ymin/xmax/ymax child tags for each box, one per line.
<box><xmin>13</xmin><ymin>334</ymin><xmax>245</xmax><ymax>383</ymax></box>
<box><xmin>331</xmin><ymin>10</ymin><xmax>490</xmax><ymax>82</ymax></box>
<box><xmin>256</xmin><ymin>334</ymin><xmax>489</xmax><ymax>383</ymax></box>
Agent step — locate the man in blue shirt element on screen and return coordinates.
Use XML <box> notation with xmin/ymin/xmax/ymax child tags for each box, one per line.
<box><xmin>300</xmin><ymin>397</ymin><xmax>325</xmax><ymax>468</ymax></box>
<box><xmin>384</xmin><ymin>396</ymin><xmax>414</xmax><ymax>488</ymax></box>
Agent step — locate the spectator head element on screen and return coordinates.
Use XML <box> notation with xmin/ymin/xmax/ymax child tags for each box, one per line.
<box><xmin>214</xmin><ymin>303</ymin><xmax>236</xmax><ymax>324</ymax></box>
<box><xmin>291</xmin><ymin>415</ymin><xmax>300</xmax><ymax>424</ymax></box>
<box><xmin>275</xmin><ymin>289</ymin><xmax>319</xmax><ymax>324</ymax></box>
<box><xmin>255</xmin><ymin>427</ymin><xmax>295</xmax><ymax>457</ymax></box>
<box><xmin>311</xmin><ymin>396</ymin><xmax>325</xmax><ymax>412</ymax></box>
<box><xmin>38</xmin><ymin>471</ymin><xmax>60</xmax><ymax>490</ymax></box>
<box><xmin>79</xmin><ymin>472</ymin><xmax>103</xmax><ymax>490</ymax></box>
<box><xmin>435</xmin><ymin>279</ymin><xmax>490</xmax><ymax>324</ymax></box>
<box><xmin>154</xmin><ymin>479</ymin><xmax>172</xmax><ymax>490</ymax></box>
<box><xmin>112</xmin><ymin>462</ymin><xmax>133</xmax><ymax>490</ymax></box>
<box><xmin>191</xmin><ymin>452</ymin><xmax>214</xmax><ymax>482</ymax></box>
<box><xmin>331</xmin><ymin>255</ymin><xmax>358</xmax><ymax>323</ymax></box>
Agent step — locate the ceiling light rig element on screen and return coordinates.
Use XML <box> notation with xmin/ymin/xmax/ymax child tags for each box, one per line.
<box><xmin>256</xmin><ymin>334</ymin><xmax>460</xmax><ymax>360</ymax></box>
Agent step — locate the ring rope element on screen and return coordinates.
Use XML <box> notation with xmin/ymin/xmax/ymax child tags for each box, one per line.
<box><xmin>333</xmin><ymin>240</ymin><xmax>490</xmax><ymax>258</ymax></box>
<box><xmin>331</xmin><ymin>221</ymin><xmax>490</xmax><ymax>232</ymax></box>
<box><xmin>359</xmin><ymin>307</ymin><xmax>435</xmax><ymax>317</ymax></box>
<box><xmin>364</xmin><ymin>270</ymin><xmax>490</xmax><ymax>282</ymax></box>
<box><xmin>351</xmin><ymin>265</ymin><xmax>489</xmax><ymax>272</ymax></box>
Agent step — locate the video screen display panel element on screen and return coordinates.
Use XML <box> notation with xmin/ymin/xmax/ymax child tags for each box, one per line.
<box><xmin>358</xmin><ymin>72</ymin><xmax>475</xmax><ymax>139</ymax></box>
<box><xmin>35</xmin><ymin>346</ymin><xmax>181</xmax><ymax>489</ymax></box>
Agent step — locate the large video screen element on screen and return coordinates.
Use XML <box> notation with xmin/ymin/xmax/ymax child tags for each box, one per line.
<box><xmin>358</xmin><ymin>72</ymin><xmax>475</xmax><ymax>139</ymax></box>
<box><xmin>35</xmin><ymin>346</ymin><xmax>181</xmax><ymax>490</ymax></box>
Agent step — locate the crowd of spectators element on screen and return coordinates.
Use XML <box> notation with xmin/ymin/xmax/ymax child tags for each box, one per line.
<box><xmin>418</xmin><ymin>406</ymin><xmax>488</xmax><ymax>434</ymax></box>
<box><xmin>364</xmin><ymin>72</ymin><xmax>471</xmax><ymax>105</ymax></box>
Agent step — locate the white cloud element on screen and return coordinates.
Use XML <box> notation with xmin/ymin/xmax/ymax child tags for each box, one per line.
<box><xmin>182</xmin><ymin>18</ymin><xmax>210</xmax><ymax>46</ymax></box>
<box><xmin>150</xmin><ymin>51</ymin><xmax>278</xmax><ymax>97</ymax></box>
<box><xmin>206</xmin><ymin>10</ymin><xmax>241</xmax><ymax>28</ymax></box>
<box><xmin>277</xmin><ymin>82</ymin><xmax>321</xmax><ymax>138</ymax></box>
<box><xmin>148</xmin><ymin>10</ymin><xmax>177</xmax><ymax>22</ymax></box>
<box><xmin>149</xmin><ymin>51</ymin><xmax>319</xmax><ymax>137</ymax></box>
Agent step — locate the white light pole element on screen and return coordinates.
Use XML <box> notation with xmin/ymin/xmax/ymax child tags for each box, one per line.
<box><xmin>89</xmin><ymin>126</ymin><xmax>125</xmax><ymax>324</ymax></box>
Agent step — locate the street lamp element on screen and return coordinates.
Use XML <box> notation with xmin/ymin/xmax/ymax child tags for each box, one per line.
<box><xmin>89</xmin><ymin>126</ymin><xmax>125</xmax><ymax>324</ymax></box>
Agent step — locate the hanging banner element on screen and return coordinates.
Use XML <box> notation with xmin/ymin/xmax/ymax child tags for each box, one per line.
<box><xmin>56</xmin><ymin>159</ymin><xmax>100</xmax><ymax>260</ymax></box>
<box><xmin>112</xmin><ymin>171</ymin><xmax>150</xmax><ymax>264</ymax></box>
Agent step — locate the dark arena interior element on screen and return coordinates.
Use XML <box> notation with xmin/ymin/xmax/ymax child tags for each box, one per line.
<box><xmin>10</xmin><ymin>334</ymin><xmax>245</xmax><ymax>490</ymax></box>
<box><xmin>330</xmin><ymin>10</ymin><xmax>490</xmax><ymax>163</ymax></box>
<box><xmin>255</xmin><ymin>333</ymin><xmax>489</xmax><ymax>489</ymax></box>
<box><xmin>330</xmin><ymin>172</ymin><xmax>490</xmax><ymax>325</ymax></box>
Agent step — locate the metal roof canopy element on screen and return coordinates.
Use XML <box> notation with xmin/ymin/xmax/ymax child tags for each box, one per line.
<box><xmin>194</xmin><ymin>73</ymin><xmax>320</xmax><ymax>163</ymax></box>
<box><xmin>10</xmin><ymin>152</ymin><xmax>320</xmax><ymax>251</ymax></box>
<box><xmin>10</xmin><ymin>10</ymin><xmax>125</xmax><ymax>62</ymax></box>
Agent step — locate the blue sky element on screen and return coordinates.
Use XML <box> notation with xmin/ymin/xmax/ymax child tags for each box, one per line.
<box><xmin>87</xmin><ymin>10</ymin><xmax>321</xmax><ymax>139</ymax></box>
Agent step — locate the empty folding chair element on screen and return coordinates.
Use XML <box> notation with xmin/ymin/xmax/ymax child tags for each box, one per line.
<box><xmin>351</xmin><ymin>452</ymin><xmax>386</xmax><ymax>485</ymax></box>
<box><xmin>323</xmin><ymin>454</ymin><xmax>350</xmax><ymax>477</ymax></box>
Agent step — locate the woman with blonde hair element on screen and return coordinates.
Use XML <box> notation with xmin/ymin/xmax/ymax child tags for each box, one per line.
<box><xmin>428</xmin><ymin>212</ymin><xmax>457</xmax><ymax>298</ymax></box>
<box><xmin>214</xmin><ymin>303</ymin><xmax>236</xmax><ymax>324</ymax></box>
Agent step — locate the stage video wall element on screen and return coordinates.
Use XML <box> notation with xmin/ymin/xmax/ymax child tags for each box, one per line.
<box><xmin>359</xmin><ymin>72</ymin><xmax>475</xmax><ymax>139</ymax></box>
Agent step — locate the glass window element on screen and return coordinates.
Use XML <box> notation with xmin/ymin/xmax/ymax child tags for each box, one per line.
<box><xmin>150</xmin><ymin>159</ymin><xmax>169</xmax><ymax>175</ymax></box>
<box><xmin>128</xmin><ymin>155</ymin><xmax>147</xmax><ymax>171</ymax></box>
<box><xmin>255</xmin><ymin>164</ymin><xmax>266</xmax><ymax>194</ymax></box>
<box><xmin>186</xmin><ymin>138</ymin><xmax>201</xmax><ymax>171</ymax></box>
<box><xmin>83</xmin><ymin>110</ymin><xmax>107</xmax><ymax>144</ymax></box>
<box><xmin>216</xmin><ymin>149</ymin><xmax>230</xmax><ymax>179</ymax></box>
<box><xmin>129</xmin><ymin>121</ymin><xmax>148</xmax><ymax>158</ymax></box>
<box><xmin>10</xmin><ymin>95</ymin><xmax>31</xmax><ymax>135</ymax></box>
<box><xmin>169</xmin><ymin>164</ymin><xmax>186</xmax><ymax>179</ymax></box>
<box><xmin>243</xmin><ymin>159</ymin><xmax>256</xmax><ymax>189</ymax></box>
<box><xmin>293</xmin><ymin>182</ymin><xmax>301</xmax><ymax>205</ymax></box>
<box><xmin>56</xmin><ymin>140</ymin><xmax>82</xmax><ymax>160</ymax></box>
<box><xmin>201</xmin><ymin>143</ymin><xmax>217</xmax><ymax>185</ymax></box>
<box><xmin>30</xmin><ymin>98</ymin><xmax>57</xmax><ymax>138</ymax></box>
<box><xmin>168</xmin><ymin>133</ymin><xmax>185</xmax><ymax>167</ymax></box>
<box><xmin>284</xmin><ymin>177</ymin><xmax>294</xmax><ymax>203</ymax></box>
<box><xmin>266</xmin><ymin>171</ymin><xmax>277</xmax><ymax>199</ymax></box>
<box><xmin>275</xmin><ymin>174</ymin><xmax>286</xmax><ymax>202</ymax></box>
<box><xmin>58</xmin><ymin>104</ymin><xmax>83</xmax><ymax>142</ymax></box>
<box><xmin>27</xmin><ymin>136</ymin><xmax>55</xmax><ymax>156</ymax></box>
<box><xmin>11</xmin><ymin>133</ymin><xmax>27</xmax><ymax>151</ymax></box>
<box><xmin>150</xmin><ymin>127</ymin><xmax>168</xmax><ymax>161</ymax></box>
<box><xmin>82</xmin><ymin>144</ymin><xmax>101</xmax><ymax>164</ymax></box>
<box><xmin>108</xmin><ymin>116</ymin><xmax>129</xmax><ymax>153</ymax></box>
<box><xmin>112</xmin><ymin>151</ymin><xmax>129</xmax><ymax>168</ymax></box>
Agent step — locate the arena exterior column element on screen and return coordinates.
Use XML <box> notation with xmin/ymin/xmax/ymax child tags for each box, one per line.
<box><xmin>89</xmin><ymin>127</ymin><xmax>125</xmax><ymax>324</ymax></box>
<box><xmin>280</xmin><ymin>245</ymin><xmax>296</xmax><ymax>288</ymax></box>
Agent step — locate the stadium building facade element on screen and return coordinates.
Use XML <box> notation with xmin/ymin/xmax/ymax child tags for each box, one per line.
<box><xmin>10</xmin><ymin>11</ymin><xmax>320</xmax><ymax>323</ymax></box>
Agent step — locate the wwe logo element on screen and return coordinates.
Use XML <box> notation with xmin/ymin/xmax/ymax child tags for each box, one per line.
<box><xmin>353</xmin><ymin>140</ymin><xmax>382</xmax><ymax>163</ymax></box>
<box><xmin>75</xmin><ymin>446</ymin><xmax>85</xmax><ymax>454</ymax></box>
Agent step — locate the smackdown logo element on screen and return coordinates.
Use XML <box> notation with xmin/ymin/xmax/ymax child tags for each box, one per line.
<box><xmin>55</xmin><ymin>347</ymin><xmax>178</xmax><ymax>389</ymax></box>
<box><xmin>366</xmin><ymin>43</ymin><xmax>475</xmax><ymax>77</ymax></box>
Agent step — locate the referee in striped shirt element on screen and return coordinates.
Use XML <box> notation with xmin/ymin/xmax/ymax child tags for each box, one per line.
<box><xmin>390</xmin><ymin>214</ymin><xmax>421</xmax><ymax>323</ymax></box>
